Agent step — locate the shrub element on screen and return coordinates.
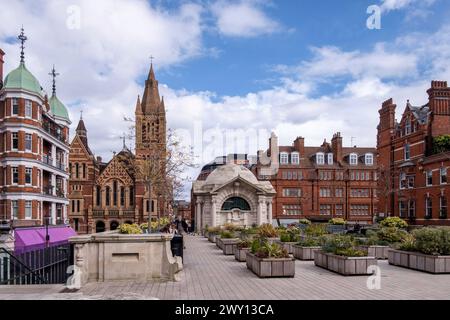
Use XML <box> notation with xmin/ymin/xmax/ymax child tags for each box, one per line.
<box><xmin>328</xmin><ymin>218</ymin><xmax>346</xmax><ymax>225</ymax></box>
<box><xmin>237</xmin><ymin>239</ymin><xmax>252</xmax><ymax>249</ymax></box>
<box><xmin>379</xmin><ymin>217</ymin><xmax>408</xmax><ymax>229</ymax></box>
<box><xmin>376</xmin><ymin>227</ymin><xmax>410</xmax><ymax>244</ymax></box>
<box><xmin>322</xmin><ymin>235</ymin><xmax>367</xmax><ymax>257</ymax></box>
<box><xmin>250</xmin><ymin>237</ymin><xmax>289</xmax><ymax>259</ymax></box>
<box><xmin>119</xmin><ymin>223</ymin><xmax>143</xmax><ymax>234</ymax></box>
<box><xmin>411</xmin><ymin>227</ymin><xmax>450</xmax><ymax>255</ymax></box>
<box><xmin>223</xmin><ymin>223</ymin><xmax>239</xmax><ymax>232</ymax></box>
<box><xmin>279</xmin><ymin>226</ymin><xmax>301</xmax><ymax>242</ymax></box>
<box><xmin>296</xmin><ymin>237</ymin><xmax>323</xmax><ymax>247</ymax></box>
<box><xmin>305</xmin><ymin>224</ymin><xmax>328</xmax><ymax>237</ymax></box>
<box><xmin>433</xmin><ymin>134</ymin><xmax>450</xmax><ymax>154</ymax></box>
<box><xmin>219</xmin><ymin>230</ymin><xmax>236</xmax><ymax>239</ymax></box>
<box><xmin>207</xmin><ymin>226</ymin><xmax>221</xmax><ymax>234</ymax></box>
<box><xmin>258</xmin><ymin>223</ymin><xmax>279</xmax><ymax>238</ymax></box>
<box><xmin>298</xmin><ymin>218</ymin><xmax>311</xmax><ymax>225</ymax></box>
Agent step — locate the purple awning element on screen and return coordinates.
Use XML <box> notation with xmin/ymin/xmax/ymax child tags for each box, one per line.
<box><xmin>14</xmin><ymin>226</ymin><xmax>77</xmax><ymax>253</ymax></box>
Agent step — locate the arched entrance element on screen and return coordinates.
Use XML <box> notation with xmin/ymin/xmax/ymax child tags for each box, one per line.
<box><xmin>110</xmin><ymin>221</ymin><xmax>119</xmax><ymax>230</ymax></box>
<box><xmin>95</xmin><ymin>221</ymin><xmax>105</xmax><ymax>233</ymax></box>
<box><xmin>221</xmin><ymin>197</ymin><xmax>251</xmax><ymax>226</ymax></box>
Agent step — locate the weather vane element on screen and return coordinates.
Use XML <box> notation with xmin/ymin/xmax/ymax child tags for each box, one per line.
<box><xmin>48</xmin><ymin>65</ymin><xmax>60</xmax><ymax>96</ymax></box>
<box><xmin>120</xmin><ymin>132</ymin><xmax>127</xmax><ymax>149</ymax></box>
<box><xmin>150</xmin><ymin>55</ymin><xmax>155</xmax><ymax>65</ymax></box>
<box><xmin>18</xmin><ymin>26</ymin><xmax>27</xmax><ymax>63</ymax></box>
<box><xmin>80</xmin><ymin>110</ymin><xmax>83</xmax><ymax>120</ymax></box>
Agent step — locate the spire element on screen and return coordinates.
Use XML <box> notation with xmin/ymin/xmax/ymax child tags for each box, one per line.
<box><xmin>135</xmin><ymin>95</ymin><xmax>142</xmax><ymax>114</ymax></box>
<box><xmin>141</xmin><ymin>61</ymin><xmax>161</xmax><ymax>114</ymax></box>
<box><xmin>160</xmin><ymin>96</ymin><xmax>165</xmax><ymax>113</ymax></box>
<box><xmin>18</xmin><ymin>26</ymin><xmax>27</xmax><ymax>63</ymax></box>
<box><xmin>48</xmin><ymin>65</ymin><xmax>59</xmax><ymax>96</ymax></box>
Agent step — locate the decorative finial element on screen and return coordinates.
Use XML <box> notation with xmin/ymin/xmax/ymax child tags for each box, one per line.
<box><xmin>120</xmin><ymin>132</ymin><xmax>127</xmax><ymax>150</ymax></box>
<box><xmin>48</xmin><ymin>65</ymin><xmax>60</xmax><ymax>96</ymax></box>
<box><xmin>150</xmin><ymin>55</ymin><xmax>155</xmax><ymax>65</ymax></box>
<box><xmin>18</xmin><ymin>26</ymin><xmax>27</xmax><ymax>63</ymax></box>
<box><xmin>80</xmin><ymin>110</ymin><xmax>83</xmax><ymax>120</ymax></box>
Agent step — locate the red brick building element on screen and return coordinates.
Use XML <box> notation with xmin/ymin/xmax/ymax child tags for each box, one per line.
<box><xmin>255</xmin><ymin>133</ymin><xmax>378</xmax><ymax>225</ymax></box>
<box><xmin>377</xmin><ymin>80</ymin><xmax>450</xmax><ymax>226</ymax></box>
<box><xmin>68</xmin><ymin>64</ymin><xmax>169</xmax><ymax>234</ymax></box>
<box><xmin>0</xmin><ymin>30</ymin><xmax>71</xmax><ymax>228</ymax></box>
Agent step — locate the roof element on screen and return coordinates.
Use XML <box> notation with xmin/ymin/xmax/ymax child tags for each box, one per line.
<box><xmin>14</xmin><ymin>226</ymin><xmax>77</xmax><ymax>254</ymax></box>
<box><xmin>49</xmin><ymin>94</ymin><xmax>70</xmax><ymax>121</ymax></box>
<box><xmin>409</xmin><ymin>103</ymin><xmax>429</xmax><ymax>125</ymax></box>
<box><xmin>3</xmin><ymin>62</ymin><xmax>42</xmax><ymax>96</ymax></box>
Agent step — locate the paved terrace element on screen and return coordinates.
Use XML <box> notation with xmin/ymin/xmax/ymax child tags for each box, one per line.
<box><xmin>1</xmin><ymin>235</ymin><xmax>450</xmax><ymax>300</ymax></box>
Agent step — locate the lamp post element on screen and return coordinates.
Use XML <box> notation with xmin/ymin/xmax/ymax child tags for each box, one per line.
<box><xmin>45</xmin><ymin>215</ymin><xmax>50</xmax><ymax>248</ymax></box>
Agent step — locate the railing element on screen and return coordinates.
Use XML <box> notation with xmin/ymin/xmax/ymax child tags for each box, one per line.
<box><xmin>56</xmin><ymin>188</ymin><xmax>65</xmax><ymax>198</ymax></box>
<box><xmin>42</xmin><ymin>122</ymin><xmax>66</xmax><ymax>143</ymax></box>
<box><xmin>109</xmin><ymin>210</ymin><xmax>119</xmax><ymax>218</ymax></box>
<box><xmin>42</xmin><ymin>154</ymin><xmax>53</xmax><ymax>166</ymax></box>
<box><xmin>43</xmin><ymin>186</ymin><xmax>54</xmax><ymax>196</ymax></box>
<box><xmin>56</xmin><ymin>162</ymin><xmax>65</xmax><ymax>171</ymax></box>
<box><xmin>93</xmin><ymin>210</ymin><xmax>104</xmax><ymax>218</ymax></box>
<box><xmin>123</xmin><ymin>210</ymin><xmax>135</xmax><ymax>218</ymax></box>
<box><xmin>0</xmin><ymin>244</ymin><xmax>73</xmax><ymax>285</ymax></box>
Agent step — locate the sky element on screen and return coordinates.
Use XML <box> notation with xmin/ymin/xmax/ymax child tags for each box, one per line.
<box><xmin>1</xmin><ymin>0</ymin><xmax>450</xmax><ymax>199</ymax></box>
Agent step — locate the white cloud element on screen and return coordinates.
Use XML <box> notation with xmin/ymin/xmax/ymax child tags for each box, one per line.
<box><xmin>211</xmin><ymin>0</ymin><xmax>280</xmax><ymax>37</ymax></box>
<box><xmin>380</xmin><ymin>0</ymin><xmax>436</xmax><ymax>12</ymax></box>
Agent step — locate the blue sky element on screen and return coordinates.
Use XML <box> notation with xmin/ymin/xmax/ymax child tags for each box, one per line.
<box><xmin>1</xmin><ymin>0</ymin><xmax>450</xmax><ymax>197</ymax></box>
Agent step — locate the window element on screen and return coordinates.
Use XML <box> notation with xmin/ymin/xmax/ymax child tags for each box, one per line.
<box><xmin>349</xmin><ymin>153</ymin><xmax>358</xmax><ymax>165</ymax></box>
<box><xmin>405</xmin><ymin>118</ymin><xmax>411</xmax><ymax>135</ymax></box>
<box><xmin>291</xmin><ymin>152</ymin><xmax>299</xmax><ymax>165</ymax></box>
<box><xmin>280</xmin><ymin>152</ymin><xmax>289</xmax><ymax>164</ymax></box>
<box><xmin>83</xmin><ymin>163</ymin><xmax>87</xmax><ymax>179</ymax></box>
<box><xmin>12</xmin><ymin>98</ymin><xmax>19</xmax><ymax>115</ymax></box>
<box><xmin>25</xmin><ymin>100</ymin><xmax>32</xmax><ymax>118</ymax></box>
<box><xmin>25</xmin><ymin>134</ymin><xmax>32</xmax><ymax>152</ymax></box>
<box><xmin>350</xmin><ymin>189</ymin><xmax>370</xmax><ymax>198</ymax></box>
<box><xmin>129</xmin><ymin>186</ymin><xmax>134</xmax><ymax>206</ymax></box>
<box><xmin>404</xmin><ymin>144</ymin><xmax>410</xmax><ymax>160</ymax></box>
<box><xmin>335</xmin><ymin>188</ymin><xmax>343</xmax><ymax>197</ymax></box>
<box><xmin>282</xmin><ymin>188</ymin><xmax>301</xmax><ymax>197</ymax></box>
<box><xmin>12</xmin><ymin>167</ymin><xmax>19</xmax><ymax>184</ymax></box>
<box><xmin>96</xmin><ymin>186</ymin><xmax>101</xmax><ymax>206</ymax></box>
<box><xmin>400</xmin><ymin>173</ymin><xmax>407</xmax><ymax>190</ymax></box>
<box><xmin>335</xmin><ymin>204</ymin><xmax>344</xmax><ymax>216</ymax></box>
<box><xmin>399</xmin><ymin>201</ymin><xmax>407</xmax><ymax>218</ymax></box>
<box><xmin>350</xmin><ymin>205</ymin><xmax>370</xmax><ymax>216</ymax></box>
<box><xmin>336</xmin><ymin>171</ymin><xmax>344</xmax><ymax>180</ymax></box>
<box><xmin>327</xmin><ymin>153</ymin><xmax>333</xmax><ymax>165</ymax></box>
<box><xmin>12</xmin><ymin>132</ymin><xmax>19</xmax><ymax>150</ymax></box>
<box><xmin>408</xmin><ymin>200</ymin><xmax>416</xmax><ymax>218</ymax></box>
<box><xmin>426</xmin><ymin>197</ymin><xmax>432</xmax><ymax>219</ymax></box>
<box><xmin>426</xmin><ymin>170</ymin><xmax>433</xmax><ymax>186</ymax></box>
<box><xmin>440</xmin><ymin>196</ymin><xmax>448</xmax><ymax>218</ymax></box>
<box><xmin>25</xmin><ymin>201</ymin><xmax>32</xmax><ymax>219</ymax></box>
<box><xmin>25</xmin><ymin>168</ymin><xmax>32</xmax><ymax>185</ymax></box>
<box><xmin>105</xmin><ymin>186</ymin><xmax>110</xmax><ymax>206</ymax></box>
<box><xmin>320</xmin><ymin>205</ymin><xmax>332</xmax><ymax>215</ymax></box>
<box><xmin>320</xmin><ymin>188</ymin><xmax>331</xmax><ymax>197</ymax></box>
<box><xmin>221</xmin><ymin>197</ymin><xmax>251</xmax><ymax>211</ymax></box>
<box><xmin>74</xmin><ymin>218</ymin><xmax>79</xmax><ymax>232</ymax></box>
<box><xmin>12</xmin><ymin>201</ymin><xmax>18</xmax><ymax>219</ymax></box>
<box><xmin>319</xmin><ymin>171</ymin><xmax>332</xmax><ymax>180</ymax></box>
<box><xmin>113</xmin><ymin>181</ymin><xmax>118</xmax><ymax>206</ymax></box>
<box><xmin>365</xmin><ymin>153</ymin><xmax>374</xmax><ymax>166</ymax></box>
<box><xmin>75</xmin><ymin>163</ymin><xmax>79</xmax><ymax>179</ymax></box>
<box><xmin>316</xmin><ymin>153</ymin><xmax>325</xmax><ymax>165</ymax></box>
<box><xmin>282</xmin><ymin>205</ymin><xmax>302</xmax><ymax>215</ymax></box>
<box><xmin>440</xmin><ymin>167</ymin><xmax>447</xmax><ymax>184</ymax></box>
<box><xmin>407</xmin><ymin>176</ymin><xmax>415</xmax><ymax>189</ymax></box>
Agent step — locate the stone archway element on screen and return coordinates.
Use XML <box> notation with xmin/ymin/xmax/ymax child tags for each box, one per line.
<box><xmin>110</xmin><ymin>221</ymin><xmax>119</xmax><ymax>231</ymax></box>
<box><xmin>95</xmin><ymin>220</ymin><xmax>106</xmax><ymax>233</ymax></box>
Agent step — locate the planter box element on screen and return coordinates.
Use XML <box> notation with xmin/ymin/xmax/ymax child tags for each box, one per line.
<box><xmin>275</xmin><ymin>241</ymin><xmax>297</xmax><ymax>254</ymax></box>
<box><xmin>292</xmin><ymin>245</ymin><xmax>321</xmax><ymax>261</ymax></box>
<box><xmin>357</xmin><ymin>245</ymin><xmax>390</xmax><ymax>260</ymax></box>
<box><xmin>314</xmin><ymin>251</ymin><xmax>378</xmax><ymax>276</ymax></box>
<box><xmin>220</xmin><ymin>238</ymin><xmax>240</xmax><ymax>255</ymax></box>
<box><xmin>234</xmin><ymin>247</ymin><xmax>250</xmax><ymax>262</ymax></box>
<box><xmin>267</xmin><ymin>237</ymin><xmax>280</xmax><ymax>245</ymax></box>
<box><xmin>216</xmin><ymin>236</ymin><xmax>222</xmax><ymax>249</ymax></box>
<box><xmin>327</xmin><ymin>225</ymin><xmax>346</xmax><ymax>234</ymax></box>
<box><xmin>388</xmin><ymin>250</ymin><xmax>450</xmax><ymax>274</ymax></box>
<box><xmin>246</xmin><ymin>253</ymin><xmax>295</xmax><ymax>278</ymax></box>
<box><xmin>208</xmin><ymin>233</ymin><xmax>217</xmax><ymax>243</ymax></box>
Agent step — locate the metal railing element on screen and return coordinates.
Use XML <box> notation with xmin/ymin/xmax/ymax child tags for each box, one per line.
<box><xmin>42</xmin><ymin>122</ymin><xmax>66</xmax><ymax>143</ymax></box>
<box><xmin>43</xmin><ymin>186</ymin><xmax>54</xmax><ymax>196</ymax></box>
<box><xmin>109</xmin><ymin>210</ymin><xmax>119</xmax><ymax>218</ymax></box>
<box><xmin>0</xmin><ymin>244</ymin><xmax>73</xmax><ymax>285</ymax></box>
<box><xmin>42</xmin><ymin>154</ymin><xmax>53</xmax><ymax>166</ymax></box>
<box><xmin>92</xmin><ymin>210</ymin><xmax>104</xmax><ymax>218</ymax></box>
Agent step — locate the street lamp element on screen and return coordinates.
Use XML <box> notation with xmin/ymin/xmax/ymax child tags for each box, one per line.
<box><xmin>45</xmin><ymin>215</ymin><xmax>50</xmax><ymax>247</ymax></box>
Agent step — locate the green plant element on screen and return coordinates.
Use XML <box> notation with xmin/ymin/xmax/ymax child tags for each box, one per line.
<box><xmin>379</xmin><ymin>217</ymin><xmax>408</xmax><ymax>229</ymax></box>
<box><xmin>237</xmin><ymin>239</ymin><xmax>252</xmax><ymax>249</ymax></box>
<box><xmin>433</xmin><ymin>134</ymin><xmax>450</xmax><ymax>154</ymax></box>
<box><xmin>411</xmin><ymin>227</ymin><xmax>450</xmax><ymax>255</ymax></box>
<box><xmin>279</xmin><ymin>226</ymin><xmax>301</xmax><ymax>242</ymax></box>
<box><xmin>119</xmin><ymin>223</ymin><xmax>143</xmax><ymax>234</ymax></box>
<box><xmin>328</xmin><ymin>218</ymin><xmax>346</xmax><ymax>225</ymax></box>
<box><xmin>376</xmin><ymin>227</ymin><xmax>409</xmax><ymax>244</ymax></box>
<box><xmin>322</xmin><ymin>235</ymin><xmax>366</xmax><ymax>257</ymax></box>
<box><xmin>207</xmin><ymin>226</ymin><xmax>221</xmax><ymax>234</ymax></box>
<box><xmin>298</xmin><ymin>218</ymin><xmax>311</xmax><ymax>225</ymax></box>
<box><xmin>257</xmin><ymin>223</ymin><xmax>278</xmax><ymax>238</ymax></box>
<box><xmin>251</xmin><ymin>238</ymin><xmax>290</xmax><ymax>259</ymax></box>
<box><xmin>219</xmin><ymin>230</ymin><xmax>236</xmax><ymax>239</ymax></box>
<box><xmin>305</xmin><ymin>224</ymin><xmax>328</xmax><ymax>237</ymax></box>
<box><xmin>296</xmin><ymin>237</ymin><xmax>322</xmax><ymax>247</ymax></box>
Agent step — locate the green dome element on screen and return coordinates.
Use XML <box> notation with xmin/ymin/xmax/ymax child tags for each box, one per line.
<box><xmin>3</xmin><ymin>62</ymin><xmax>42</xmax><ymax>95</ymax></box>
<box><xmin>49</xmin><ymin>94</ymin><xmax>70</xmax><ymax>121</ymax></box>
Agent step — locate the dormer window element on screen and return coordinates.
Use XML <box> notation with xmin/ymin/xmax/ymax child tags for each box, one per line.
<box><xmin>349</xmin><ymin>153</ymin><xmax>358</xmax><ymax>166</ymax></box>
<box><xmin>327</xmin><ymin>153</ymin><xmax>333</xmax><ymax>165</ymax></box>
<box><xmin>280</xmin><ymin>152</ymin><xmax>289</xmax><ymax>164</ymax></box>
<box><xmin>316</xmin><ymin>153</ymin><xmax>325</xmax><ymax>165</ymax></box>
<box><xmin>405</xmin><ymin>118</ymin><xmax>412</xmax><ymax>135</ymax></box>
<box><xmin>291</xmin><ymin>152</ymin><xmax>299</xmax><ymax>165</ymax></box>
<box><xmin>365</xmin><ymin>153</ymin><xmax>373</xmax><ymax>166</ymax></box>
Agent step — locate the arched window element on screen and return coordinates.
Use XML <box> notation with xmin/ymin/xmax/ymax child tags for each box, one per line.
<box><xmin>82</xmin><ymin>163</ymin><xmax>86</xmax><ymax>179</ymax></box>
<box><xmin>129</xmin><ymin>186</ymin><xmax>134</xmax><ymax>206</ymax></box>
<box><xmin>75</xmin><ymin>163</ymin><xmax>79</xmax><ymax>178</ymax></box>
<box><xmin>113</xmin><ymin>181</ymin><xmax>118</xmax><ymax>206</ymax></box>
<box><xmin>96</xmin><ymin>186</ymin><xmax>101</xmax><ymax>206</ymax></box>
<box><xmin>221</xmin><ymin>197</ymin><xmax>251</xmax><ymax>211</ymax></box>
<box><xmin>105</xmin><ymin>186</ymin><xmax>111</xmax><ymax>206</ymax></box>
<box><xmin>120</xmin><ymin>187</ymin><xmax>125</xmax><ymax>206</ymax></box>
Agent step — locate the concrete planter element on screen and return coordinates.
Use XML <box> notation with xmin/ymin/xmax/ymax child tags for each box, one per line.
<box><xmin>246</xmin><ymin>253</ymin><xmax>295</xmax><ymax>278</ymax></box>
<box><xmin>275</xmin><ymin>241</ymin><xmax>297</xmax><ymax>254</ymax></box>
<box><xmin>314</xmin><ymin>251</ymin><xmax>377</xmax><ymax>276</ymax></box>
<box><xmin>388</xmin><ymin>250</ymin><xmax>450</xmax><ymax>274</ymax></box>
<box><xmin>357</xmin><ymin>245</ymin><xmax>391</xmax><ymax>260</ymax></box>
<box><xmin>292</xmin><ymin>245</ymin><xmax>321</xmax><ymax>261</ymax></box>
<box><xmin>208</xmin><ymin>233</ymin><xmax>217</xmax><ymax>243</ymax></box>
<box><xmin>219</xmin><ymin>238</ymin><xmax>240</xmax><ymax>255</ymax></box>
<box><xmin>234</xmin><ymin>247</ymin><xmax>250</xmax><ymax>262</ymax></box>
<box><xmin>216</xmin><ymin>236</ymin><xmax>223</xmax><ymax>249</ymax></box>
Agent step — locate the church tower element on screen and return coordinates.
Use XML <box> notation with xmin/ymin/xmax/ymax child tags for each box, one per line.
<box><xmin>135</xmin><ymin>64</ymin><xmax>167</xmax><ymax>161</ymax></box>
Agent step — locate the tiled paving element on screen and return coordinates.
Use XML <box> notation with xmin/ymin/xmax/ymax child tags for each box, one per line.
<box><xmin>1</xmin><ymin>235</ymin><xmax>450</xmax><ymax>300</ymax></box>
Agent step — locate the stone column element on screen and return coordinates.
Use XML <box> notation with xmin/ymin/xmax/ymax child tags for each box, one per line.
<box><xmin>211</xmin><ymin>196</ymin><xmax>217</xmax><ymax>227</ymax></box>
<box><xmin>257</xmin><ymin>198</ymin><xmax>263</xmax><ymax>226</ymax></box>
<box><xmin>196</xmin><ymin>199</ymin><xmax>202</xmax><ymax>232</ymax></box>
<box><xmin>267</xmin><ymin>200</ymin><xmax>273</xmax><ymax>225</ymax></box>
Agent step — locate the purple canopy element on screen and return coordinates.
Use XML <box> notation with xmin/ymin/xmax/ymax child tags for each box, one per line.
<box><xmin>14</xmin><ymin>226</ymin><xmax>77</xmax><ymax>254</ymax></box>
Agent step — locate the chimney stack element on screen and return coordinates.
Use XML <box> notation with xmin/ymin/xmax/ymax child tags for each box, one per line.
<box><xmin>331</xmin><ymin>132</ymin><xmax>343</xmax><ymax>163</ymax></box>
<box><xmin>96</xmin><ymin>156</ymin><xmax>102</xmax><ymax>163</ymax></box>
<box><xmin>427</xmin><ymin>80</ymin><xmax>450</xmax><ymax>137</ymax></box>
<box><xmin>293</xmin><ymin>136</ymin><xmax>305</xmax><ymax>155</ymax></box>
<box><xmin>0</xmin><ymin>48</ymin><xmax>5</xmax><ymax>88</ymax></box>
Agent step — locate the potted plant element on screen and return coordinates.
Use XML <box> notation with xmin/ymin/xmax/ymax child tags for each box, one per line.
<box><xmin>327</xmin><ymin>218</ymin><xmax>347</xmax><ymax>234</ymax></box>
<box><xmin>314</xmin><ymin>235</ymin><xmax>377</xmax><ymax>276</ymax></box>
<box><xmin>356</xmin><ymin>227</ymin><xmax>409</xmax><ymax>259</ymax></box>
<box><xmin>276</xmin><ymin>226</ymin><xmax>301</xmax><ymax>254</ymax></box>
<box><xmin>257</xmin><ymin>223</ymin><xmax>280</xmax><ymax>244</ymax></box>
<box><xmin>119</xmin><ymin>223</ymin><xmax>143</xmax><ymax>234</ymax></box>
<box><xmin>217</xmin><ymin>230</ymin><xmax>240</xmax><ymax>255</ymax></box>
<box><xmin>304</xmin><ymin>223</ymin><xmax>328</xmax><ymax>239</ymax></box>
<box><xmin>292</xmin><ymin>236</ymin><xmax>326</xmax><ymax>261</ymax></box>
<box><xmin>379</xmin><ymin>217</ymin><xmax>408</xmax><ymax>229</ymax></box>
<box><xmin>234</xmin><ymin>239</ymin><xmax>252</xmax><ymax>262</ymax></box>
<box><xmin>389</xmin><ymin>227</ymin><xmax>450</xmax><ymax>274</ymax></box>
<box><xmin>207</xmin><ymin>227</ymin><xmax>220</xmax><ymax>243</ymax></box>
<box><xmin>239</xmin><ymin>227</ymin><xmax>260</xmax><ymax>241</ymax></box>
<box><xmin>246</xmin><ymin>237</ymin><xmax>295</xmax><ymax>278</ymax></box>
<box><xmin>297</xmin><ymin>218</ymin><xmax>311</xmax><ymax>231</ymax></box>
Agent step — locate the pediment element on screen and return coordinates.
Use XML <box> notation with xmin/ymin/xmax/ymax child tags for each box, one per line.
<box><xmin>96</xmin><ymin>157</ymin><xmax>134</xmax><ymax>186</ymax></box>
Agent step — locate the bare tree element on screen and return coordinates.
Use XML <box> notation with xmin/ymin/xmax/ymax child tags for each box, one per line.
<box><xmin>378</xmin><ymin>164</ymin><xmax>394</xmax><ymax>217</ymax></box>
